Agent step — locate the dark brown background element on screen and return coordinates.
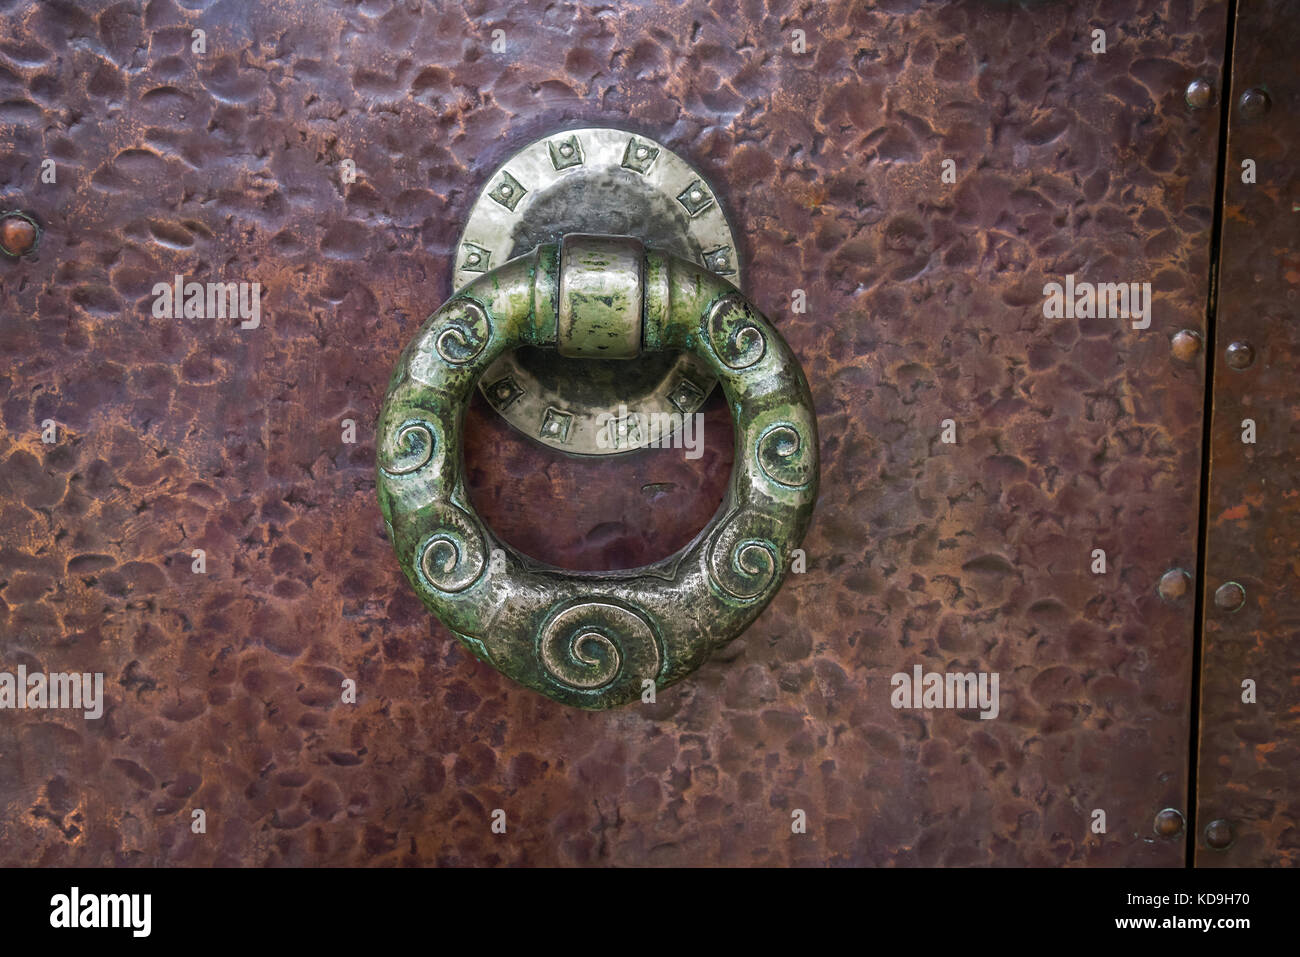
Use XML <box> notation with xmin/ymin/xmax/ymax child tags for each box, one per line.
<box><xmin>1</xmin><ymin>0</ymin><xmax>1278</xmax><ymax>867</ymax></box>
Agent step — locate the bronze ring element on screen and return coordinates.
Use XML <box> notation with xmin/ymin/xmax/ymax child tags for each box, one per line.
<box><xmin>377</xmin><ymin>235</ymin><xmax>818</xmax><ymax>709</ymax></box>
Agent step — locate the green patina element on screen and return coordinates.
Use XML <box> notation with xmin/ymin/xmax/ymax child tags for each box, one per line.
<box><xmin>376</xmin><ymin>237</ymin><xmax>818</xmax><ymax>709</ymax></box>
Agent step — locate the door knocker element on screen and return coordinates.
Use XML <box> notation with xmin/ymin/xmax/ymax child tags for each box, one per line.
<box><xmin>377</xmin><ymin>130</ymin><xmax>818</xmax><ymax>709</ymax></box>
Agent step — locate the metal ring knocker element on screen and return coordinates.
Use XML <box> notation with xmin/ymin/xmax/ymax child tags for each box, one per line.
<box><xmin>377</xmin><ymin>234</ymin><xmax>818</xmax><ymax>709</ymax></box>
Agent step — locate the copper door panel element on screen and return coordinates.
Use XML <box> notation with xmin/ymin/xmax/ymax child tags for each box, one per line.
<box><xmin>0</xmin><ymin>1</ymin><xmax>1224</xmax><ymax>865</ymax></box>
<box><xmin>1193</xmin><ymin>0</ymin><xmax>1300</xmax><ymax>867</ymax></box>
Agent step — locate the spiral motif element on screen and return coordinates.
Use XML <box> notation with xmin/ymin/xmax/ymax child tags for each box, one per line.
<box><xmin>756</xmin><ymin>423</ymin><xmax>812</xmax><ymax>489</ymax></box>
<box><xmin>707</xmin><ymin>294</ymin><xmax>766</xmax><ymax>370</ymax></box>
<box><xmin>416</xmin><ymin>504</ymin><xmax>486</xmax><ymax>593</ymax></box>
<box><xmin>434</xmin><ymin>300</ymin><xmax>491</xmax><ymax>365</ymax></box>
<box><xmin>549</xmin><ymin>630</ymin><xmax>621</xmax><ymax>689</ymax></box>
<box><xmin>381</xmin><ymin>420</ymin><xmax>435</xmax><ymax>475</ymax></box>
<box><xmin>707</xmin><ymin>509</ymin><xmax>779</xmax><ymax>601</ymax></box>
<box><xmin>539</xmin><ymin>601</ymin><xmax>662</xmax><ymax>693</ymax></box>
<box><xmin>376</xmin><ymin>240</ymin><xmax>820</xmax><ymax>709</ymax></box>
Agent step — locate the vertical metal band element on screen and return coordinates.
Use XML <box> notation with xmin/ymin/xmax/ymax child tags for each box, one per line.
<box><xmin>556</xmin><ymin>233</ymin><xmax>644</xmax><ymax>359</ymax></box>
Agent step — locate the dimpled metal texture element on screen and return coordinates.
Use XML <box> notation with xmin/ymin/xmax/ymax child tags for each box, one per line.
<box><xmin>0</xmin><ymin>0</ymin><xmax>1223</xmax><ymax>865</ymax></box>
<box><xmin>1193</xmin><ymin>0</ymin><xmax>1300</xmax><ymax>868</ymax></box>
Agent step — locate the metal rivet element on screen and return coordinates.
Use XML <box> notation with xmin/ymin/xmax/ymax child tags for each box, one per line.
<box><xmin>559</xmin><ymin>144</ymin><xmax>573</xmax><ymax>157</ymax></box>
<box><xmin>1213</xmin><ymin>580</ymin><xmax>1245</xmax><ymax>612</ymax></box>
<box><xmin>1238</xmin><ymin>87</ymin><xmax>1271</xmax><ymax>119</ymax></box>
<box><xmin>0</xmin><ymin>211</ymin><xmax>40</xmax><ymax>257</ymax></box>
<box><xmin>1204</xmin><ymin>818</ymin><xmax>1234</xmax><ymax>850</ymax></box>
<box><xmin>1157</xmin><ymin>568</ymin><xmax>1192</xmax><ymax>601</ymax></box>
<box><xmin>1154</xmin><ymin>808</ymin><xmax>1185</xmax><ymax>838</ymax></box>
<box><xmin>636</xmin><ymin>146</ymin><xmax>648</xmax><ymax>159</ymax></box>
<box><xmin>1224</xmin><ymin>340</ymin><xmax>1255</xmax><ymax>370</ymax></box>
<box><xmin>1171</xmin><ymin>329</ymin><xmax>1203</xmax><ymax>361</ymax></box>
<box><xmin>1185</xmin><ymin>78</ymin><xmax>1214</xmax><ymax>110</ymax></box>
<box><xmin>500</xmin><ymin>184</ymin><xmax>513</xmax><ymax>196</ymax></box>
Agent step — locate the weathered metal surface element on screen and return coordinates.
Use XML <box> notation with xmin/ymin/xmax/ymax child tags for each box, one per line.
<box><xmin>1193</xmin><ymin>0</ymin><xmax>1300</xmax><ymax>867</ymax></box>
<box><xmin>378</xmin><ymin>238</ymin><xmax>818</xmax><ymax>708</ymax></box>
<box><xmin>0</xmin><ymin>0</ymin><xmax>1224</xmax><ymax>865</ymax></box>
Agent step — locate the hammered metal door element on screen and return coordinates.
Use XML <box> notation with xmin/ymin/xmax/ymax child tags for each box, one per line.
<box><xmin>0</xmin><ymin>0</ymin><xmax>1230</xmax><ymax>866</ymax></box>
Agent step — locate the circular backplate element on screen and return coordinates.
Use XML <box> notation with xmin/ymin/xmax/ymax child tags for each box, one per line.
<box><xmin>454</xmin><ymin>127</ymin><xmax>743</xmax><ymax>455</ymax></box>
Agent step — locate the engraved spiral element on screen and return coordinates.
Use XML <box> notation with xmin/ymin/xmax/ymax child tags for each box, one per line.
<box><xmin>707</xmin><ymin>509</ymin><xmax>779</xmax><ymax>601</ymax></box>
<box><xmin>539</xmin><ymin>601</ymin><xmax>662</xmax><ymax>693</ymax></box>
<box><xmin>756</xmin><ymin>423</ymin><xmax>812</xmax><ymax>489</ymax></box>
<box><xmin>706</xmin><ymin>294</ymin><xmax>766</xmax><ymax>369</ymax></box>
<box><xmin>381</xmin><ymin>420</ymin><xmax>435</xmax><ymax>475</ymax></box>
<box><xmin>416</xmin><ymin>504</ymin><xmax>486</xmax><ymax>593</ymax></box>
<box><xmin>434</xmin><ymin>300</ymin><xmax>491</xmax><ymax>365</ymax></box>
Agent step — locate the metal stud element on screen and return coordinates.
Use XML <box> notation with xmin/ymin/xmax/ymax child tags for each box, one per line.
<box><xmin>1153</xmin><ymin>808</ymin><xmax>1185</xmax><ymax>838</ymax></box>
<box><xmin>548</xmin><ymin>135</ymin><xmax>583</xmax><ymax>170</ymax></box>
<box><xmin>1157</xmin><ymin>568</ymin><xmax>1191</xmax><ymax>601</ymax></box>
<box><xmin>1213</xmin><ymin>580</ymin><xmax>1245</xmax><ymax>613</ymax></box>
<box><xmin>677</xmin><ymin>179</ymin><xmax>716</xmax><ymax>217</ymax></box>
<box><xmin>490</xmin><ymin>171</ymin><xmax>527</xmax><ymax>211</ymax></box>
<box><xmin>1238</xmin><ymin>87</ymin><xmax>1270</xmax><ymax>119</ymax></box>
<box><xmin>1225</xmin><ymin>341</ymin><xmax>1256</xmax><ymax>370</ymax></box>
<box><xmin>1171</xmin><ymin>329</ymin><xmax>1203</xmax><ymax>361</ymax></box>
<box><xmin>621</xmin><ymin>138</ymin><xmax>660</xmax><ymax>174</ymax></box>
<box><xmin>1204</xmin><ymin>819</ymin><xmax>1235</xmax><ymax>850</ymax></box>
<box><xmin>0</xmin><ymin>210</ymin><xmax>40</xmax><ymax>257</ymax></box>
<box><xmin>704</xmin><ymin>245</ymin><xmax>735</xmax><ymax>275</ymax></box>
<box><xmin>462</xmin><ymin>243</ymin><xmax>490</xmax><ymax>273</ymax></box>
<box><xmin>1185</xmin><ymin>78</ymin><xmax>1214</xmax><ymax>110</ymax></box>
